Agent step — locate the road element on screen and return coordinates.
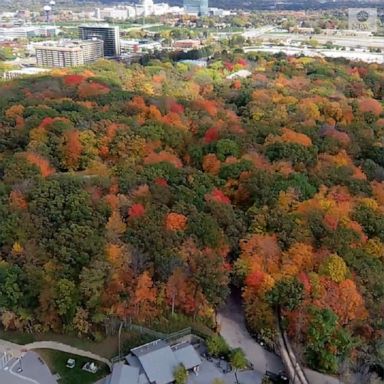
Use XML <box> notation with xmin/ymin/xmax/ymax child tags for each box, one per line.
<box><xmin>217</xmin><ymin>291</ymin><xmax>284</xmax><ymax>375</ymax></box>
<box><xmin>242</xmin><ymin>25</ymin><xmax>276</xmax><ymax>39</ymax></box>
<box><xmin>217</xmin><ymin>292</ymin><xmax>342</xmax><ymax>384</ymax></box>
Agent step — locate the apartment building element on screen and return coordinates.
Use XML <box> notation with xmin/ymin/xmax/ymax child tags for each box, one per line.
<box><xmin>35</xmin><ymin>39</ymin><xmax>103</xmax><ymax>68</ymax></box>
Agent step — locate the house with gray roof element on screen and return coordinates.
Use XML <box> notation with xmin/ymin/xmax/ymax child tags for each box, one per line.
<box><xmin>108</xmin><ymin>363</ymin><xmax>140</xmax><ymax>384</ymax></box>
<box><xmin>173</xmin><ymin>343</ymin><xmax>202</xmax><ymax>371</ymax></box>
<box><xmin>123</xmin><ymin>339</ymin><xmax>201</xmax><ymax>384</ymax></box>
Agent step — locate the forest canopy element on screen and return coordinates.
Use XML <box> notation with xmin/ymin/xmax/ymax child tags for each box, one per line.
<box><xmin>0</xmin><ymin>55</ymin><xmax>384</xmax><ymax>375</ymax></box>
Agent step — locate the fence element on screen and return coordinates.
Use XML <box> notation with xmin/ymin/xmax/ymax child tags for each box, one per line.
<box><xmin>0</xmin><ymin>352</ymin><xmax>13</xmax><ymax>369</ymax></box>
<box><xmin>123</xmin><ymin>323</ymin><xmax>192</xmax><ymax>342</ymax></box>
<box><xmin>124</xmin><ymin>323</ymin><xmax>167</xmax><ymax>340</ymax></box>
<box><xmin>165</xmin><ymin>327</ymin><xmax>192</xmax><ymax>342</ymax></box>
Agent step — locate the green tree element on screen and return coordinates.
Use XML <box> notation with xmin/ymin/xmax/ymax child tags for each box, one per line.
<box><xmin>230</xmin><ymin>348</ymin><xmax>248</xmax><ymax>384</ymax></box>
<box><xmin>267</xmin><ymin>277</ymin><xmax>304</xmax><ymax>311</ymax></box>
<box><xmin>173</xmin><ymin>364</ymin><xmax>188</xmax><ymax>384</ymax></box>
<box><xmin>54</xmin><ymin>278</ymin><xmax>78</xmax><ymax>324</ymax></box>
<box><xmin>306</xmin><ymin>307</ymin><xmax>354</xmax><ymax>373</ymax></box>
<box><xmin>216</xmin><ymin>139</ymin><xmax>240</xmax><ymax>161</ymax></box>
<box><xmin>206</xmin><ymin>335</ymin><xmax>230</xmax><ymax>358</ymax></box>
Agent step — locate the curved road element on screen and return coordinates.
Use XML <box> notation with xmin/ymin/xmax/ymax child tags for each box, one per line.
<box><xmin>217</xmin><ymin>292</ymin><xmax>341</xmax><ymax>384</ymax></box>
<box><xmin>217</xmin><ymin>292</ymin><xmax>284</xmax><ymax>375</ymax></box>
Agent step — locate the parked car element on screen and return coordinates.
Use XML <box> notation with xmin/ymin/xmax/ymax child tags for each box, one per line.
<box><xmin>264</xmin><ymin>370</ymin><xmax>289</xmax><ymax>383</ymax></box>
<box><xmin>66</xmin><ymin>359</ymin><xmax>75</xmax><ymax>369</ymax></box>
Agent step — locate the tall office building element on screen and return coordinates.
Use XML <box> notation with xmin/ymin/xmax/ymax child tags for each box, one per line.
<box><xmin>35</xmin><ymin>39</ymin><xmax>104</xmax><ymax>68</ymax></box>
<box><xmin>79</xmin><ymin>24</ymin><xmax>120</xmax><ymax>57</ymax></box>
<box><xmin>183</xmin><ymin>0</ymin><xmax>208</xmax><ymax>16</ymax></box>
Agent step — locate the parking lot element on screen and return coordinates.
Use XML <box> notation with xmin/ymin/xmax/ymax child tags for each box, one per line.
<box><xmin>0</xmin><ymin>351</ymin><xmax>57</xmax><ymax>384</ymax></box>
<box><xmin>187</xmin><ymin>358</ymin><xmax>263</xmax><ymax>384</ymax></box>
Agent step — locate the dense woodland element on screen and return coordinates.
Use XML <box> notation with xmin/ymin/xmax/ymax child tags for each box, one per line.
<box><xmin>0</xmin><ymin>53</ymin><xmax>384</xmax><ymax>377</ymax></box>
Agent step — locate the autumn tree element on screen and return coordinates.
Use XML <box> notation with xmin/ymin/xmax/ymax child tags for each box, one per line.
<box><xmin>165</xmin><ymin>212</ymin><xmax>188</xmax><ymax>232</ymax></box>
<box><xmin>60</xmin><ymin>130</ymin><xmax>83</xmax><ymax>171</ymax></box>
<box><xmin>319</xmin><ymin>254</ymin><xmax>348</xmax><ymax>283</ymax></box>
<box><xmin>133</xmin><ymin>272</ymin><xmax>157</xmax><ymax>322</ymax></box>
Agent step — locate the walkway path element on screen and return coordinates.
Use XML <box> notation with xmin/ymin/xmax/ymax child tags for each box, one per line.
<box><xmin>217</xmin><ymin>292</ymin><xmax>342</xmax><ymax>384</ymax></box>
<box><xmin>24</xmin><ymin>342</ymin><xmax>112</xmax><ymax>369</ymax></box>
<box><xmin>0</xmin><ymin>339</ymin><xmax>111</xmax><ymax>369</ymax></box>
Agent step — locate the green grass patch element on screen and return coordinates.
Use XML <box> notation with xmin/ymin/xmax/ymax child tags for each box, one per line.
<box><xmin>36</xmin><ymin>349</ymin><xmax>109</xmax><ymax>384</ymax></box>
<box><xmin>149</xmin><ymin>313</ymin><xmax>215</xmax><ymax>339</ymax></box>
<box><xmin>146</xmin><ymin>25</ymin><xmax>173</xmax><ymax>32</ymax></box>
<box><xmin>0</xmin><ymin>330</ymin><xmax>35</xmax><ymax>344</ymax></box>
<box><xmin>121</xmin><ymin>333</ymin><xmax>157</xmax><ymax>356</ymax></box>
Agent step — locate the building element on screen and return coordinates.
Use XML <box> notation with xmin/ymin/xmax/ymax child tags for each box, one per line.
<box><xmin>174</xmin><ymin>39</ymin><xmax>201</xmax><ymax>51</ymax></box>
<box><xmin>79</xmin><ymin>24</ymin><xmax>120</xmax><ymax>57</ymax></box>
<box><xmin>142</xmin><ymin>0</ymin><xmax>155</xmax><ymax>16</ymax></box>
<box><xmin>116</xmin><ymin>340</ymin><xmax>202</xmax><ymax>384</ymax></box>
<box><xmin>95</xmin><ymin>1</ymin><xmax>182</xmax><ymax>21</ymax></box>
<box><xmin>0</xmin><ymin>26</ymin><xmax>59</xmax><ymax>40</ymax></box>
<box><xmin>35</xmin><ymin>39</ymin><xmax>103</xmax><ymax>68</ymax></box>
<box><xmin>107</xmin><ymin>363</ymin><xmax>141</xmax><ymax>384</ymax></box>
<box><xmin>183</xmin><ymin>0</ymin><xmax>209</xmax><ymax>16</ymax></box>
<box><xmin>3</xmin><ymin>67</ymin><xmax>50</xmax><ymax>80</ymax></box>
<box><xmin>98</xmin><ymin>7</ymin><xmax>129</xmax><ymax>21</ymax></box>
<box><xmin>121</xmin><ymin>39</ymin><xmax>162</xmax><ymax>53</ymax></box>
<box><xmin>226</xmin><ymin>69</ymin><xmax>252</xmax><ymax>80</ymax></box>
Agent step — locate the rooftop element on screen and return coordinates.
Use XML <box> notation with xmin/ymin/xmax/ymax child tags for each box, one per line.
<box><xmin>131</xmin><ymin>340</ymin><xmax>178</xmax><ymax>384</ymax></box>
<box><xmin>226</xmin><ymin>69</ymin><xmax>252</xmax><ymax>79</ymax></box>
<box><xmin>127</xmin><ymin>340</ymin><xmax>201</xmax><ymax>384</ymax></box>
<box><xmin>80</xmin><ymin>24</ymin><xmax>118</xmax><ymax>29</ymax></box>
<box><xmin>5</xmin><ymin>67</ymin><xmax>49</xmax><ymax>75</ymax></box>
<box><xmin>108</xmin><ymin>363</ymin><xmax>140</xmax><ymax>384</ymax></box>
<box><xmin>172</xmin><ymin>343</ymin><xmax>201</xmax><ymax>371</ymax></box>
<box><xmin>34</xmin><ymin>39</ymin><xmax>102</xmax><ymax>51</ymax></box>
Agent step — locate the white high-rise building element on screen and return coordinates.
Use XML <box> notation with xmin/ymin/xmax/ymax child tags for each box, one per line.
<box><xmin>142</xmin><ymin>0</ymin><xmax>154</xmax><ymax>17</ymax></box>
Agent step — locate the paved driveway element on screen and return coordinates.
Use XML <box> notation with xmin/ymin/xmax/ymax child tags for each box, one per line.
<box><xmin>187</xmin><ymin>359</ymin><xmax>263</xmax><ymax>384</ymax></box>
<box><xmin>217</xmin><ymin>292</ymin><xmax>284</xmax><ymax>375</ymax></box>
<box><xmin>217</xmin><ymin>293</ymin><xmax>345</xmax><ymax>384</ymax></box>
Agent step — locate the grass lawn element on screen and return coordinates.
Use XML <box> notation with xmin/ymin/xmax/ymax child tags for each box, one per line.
<box><xmin>0</xmin><ymin>329</ymin><xmax>169</xmax><ymax>359</ymax></box>
<box><xmin>0</xmin><ymin>315</ymin><xmax>214</xmax><ymax>360</ymax></box>
<box><xmin>36</xmin><ymin>349</ymin><xmax>110</xmax><ymax>384</ymax></box>
<box><xmin>0</xmin><ymin>330</ymin><xmax>35</xmax><ymax>344</ymax></box>
<box><xmin>149</xmin><ymin>314</ymin><xmax>215</xmax><ymax>339</ymax></box>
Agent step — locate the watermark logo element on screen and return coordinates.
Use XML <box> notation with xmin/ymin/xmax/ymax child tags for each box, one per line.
<box><xmin>349</xmin><ymin>8</ymin><xmax>377</xmax><ymax>32</ymax></box>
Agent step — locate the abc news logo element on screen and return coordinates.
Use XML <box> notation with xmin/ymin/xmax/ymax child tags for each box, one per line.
<box><xmin>348</xmin><ymin>8</ymin><xmax>377</xmax><ymax>32</ymax></box>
